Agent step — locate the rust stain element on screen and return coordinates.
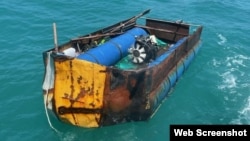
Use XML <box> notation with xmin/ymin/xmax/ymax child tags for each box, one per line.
<box><xmin>64</xmin><ymin>93</ymin><xmax>69</xmax><ymax>98</ymax></box>
<box><xmin>69</xmin><ymin>60</ymin><xmax>75</xmax><ymax>104</ymax></box>
<box><xmin>77</xmin><ymin>75</ymin><xmax>83</xmax><ymax>84</ymax></box>
<box><xmin>96</xmin><ymin>90</ymin><xmax>99</xmax><ymax>96</ymax></box>
<box><xmin>129</xmin><ymin>77</ymin><xmax>137</xmax><ymax>87</ymax></box>
<box><xmin>96</xmin><ymin>98</ymin><xmax>100</xmax><ymax>103</ymax></box>
<box><xmin>89</xmin><ymin>102</ymin><xmax>95</xmax><ymax>108</ymax></box>
<box><xmin>108</xmin><ymin>86</ymin><xmax>132</xmax><ymax>112</ymax></box>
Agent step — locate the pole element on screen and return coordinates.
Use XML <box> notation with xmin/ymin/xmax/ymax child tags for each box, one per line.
<box><xmin>109</xmin><ymin>9</ymin><xmax>151</xmax><ymax>33</ymax></box>
<box><xmin>53</xmin><ymin>23</ymin><xmax>58</xmax><ymax>52</ymax></box>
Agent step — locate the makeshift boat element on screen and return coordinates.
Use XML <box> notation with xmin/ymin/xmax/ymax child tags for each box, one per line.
<box><xmin>42</xmin><ymin>9</ymin><xmax>203</xmax><ymax>128</ymax></box>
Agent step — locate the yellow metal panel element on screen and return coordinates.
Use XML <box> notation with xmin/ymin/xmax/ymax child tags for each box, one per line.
<box><xmin>54</xmin><ymin>59</ymin><xmax>106</xmax><ymax>127</ymax></box>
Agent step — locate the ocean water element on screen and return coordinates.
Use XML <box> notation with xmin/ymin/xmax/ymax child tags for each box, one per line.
<box><xmin>0</xmin><ymin>0</ymin><xmax>250</xmax><ymax>141</ymax></box>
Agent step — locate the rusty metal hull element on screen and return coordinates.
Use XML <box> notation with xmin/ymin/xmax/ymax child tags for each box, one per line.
<box><xmin>42</xmin><ymin>10</ymin><xmax>203</xmax><ymax>128</ymax></box>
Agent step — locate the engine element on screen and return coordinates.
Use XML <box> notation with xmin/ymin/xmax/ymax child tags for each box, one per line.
<box><xmin>128</xmin><ymin>35</ymin><xmax>158</xmax><ymax>64</ymax></box>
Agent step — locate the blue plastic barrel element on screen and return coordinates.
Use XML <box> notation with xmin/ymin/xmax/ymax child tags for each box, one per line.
<box><xmin>168</xmin><ymin>71</ymin><xmax>177</xmax><ymax>87</ymax></box>
<box><xmin>77</xmin><ymin>28</ymin><xmax>147</xmax><ymax>66</ymax></box>
<box><xmin>156</xmin><ymin>80</ymin><xmax>171</xmax><ymax>103</ymax></box>
<box><xmin>176</xmin><ymin>60</ymin><xmax>185</xmax><ymax>79</ymax></box>
<box><xmin>183</xmin><ymin>50</ymin><xmax>195</xmax><ymax>70</ymax></box>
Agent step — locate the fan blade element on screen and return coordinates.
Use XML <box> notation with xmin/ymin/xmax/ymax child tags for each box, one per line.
<box><xmin>138</xmin><ymin>57</ymin><xmax>143</xmax><ymax>63</ymax></box>
<box><xmin>135</xmin><ymin>43</ymin><xmax>140</xmax><ymax>50</ymax></box>
<box><xmin>133</xmin><ymin>57</ymin><xmax>137</xmax><ymax>63</ymax></box>
<box><xmin>140</xmin><ymin>53</ymin><xmax>146</xmax><ymax>59</ymax></box>
<box><xmin>139</xmin><ymin>47</ymin><xmax>145</xmax><ymax>53</ymax></box>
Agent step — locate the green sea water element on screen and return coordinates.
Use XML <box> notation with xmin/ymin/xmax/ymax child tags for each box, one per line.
<box><xmin>0</xmin><ymin>0</ymin><xmax>250</xmax><ymax>141</ymax></box>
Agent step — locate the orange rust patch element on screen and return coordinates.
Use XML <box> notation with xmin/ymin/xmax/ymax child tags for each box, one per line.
<box><xmin>108</xmin><ymin>86</ymin><xmax>132</xmax><ymax>112</ymax></box>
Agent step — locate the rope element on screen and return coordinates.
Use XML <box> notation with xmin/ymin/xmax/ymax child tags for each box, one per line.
<box><xmin>44</xmin><ymin>90</ymin><xmax>60</xmax><ymax>133</ymax></box>
<box><xmin>42</xmin><ymin>51</ymin><xmax>60</xmax><ymax>133</ymax></box>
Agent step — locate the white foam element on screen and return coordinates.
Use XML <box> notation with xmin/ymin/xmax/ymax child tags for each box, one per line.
<box><xmin>217</xmin><ymin>52</ymin><xmax>250</xmax><ymax>91</ymax></box>
<box><xmin>231</xmin><ymin>96</ymin><xmax>250</xmax><ymax>124</ymax></box>
<box><xmin>217</xmin><ymin>33</ymin><xmax>227</xmax><ymax>45</ymax></box>
<box><xmin>60</xmin><ymin>132</ymin><xmax>77</xmax><ymax>141</ymax></box>
<box><xmin>227</xmin><ymin>55</ymin><xmax>249</xmax><ymax>67</ymax></box>
<box><xmin>212</xmin><ymin>54</ymin><xmax>248</xmax><ymax>69</ymax></box>
<box><xmin>212</xmin><ymin>58</ymin><xmax>221</xmax><ymax>67</ymax></box>
<box><xmin>218</xmin><ymin>72</ymin><xmax>237</xmax><ymax>90</ymax></box>
<box><xmin>240</xmin><ymin>97</ymin><xmax>250</xmax><ymax>116</ymax></box>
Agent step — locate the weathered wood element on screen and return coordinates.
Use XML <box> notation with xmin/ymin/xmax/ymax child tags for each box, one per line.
<box><xmin>135</xmin><ymin>25</ymin><xmax>188</xmax><ymax>36</ymax></box>
<box><xmin>71</xmin><ymin>32</ymin><xmax>123</xmax><ymax>41</ymax></box>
